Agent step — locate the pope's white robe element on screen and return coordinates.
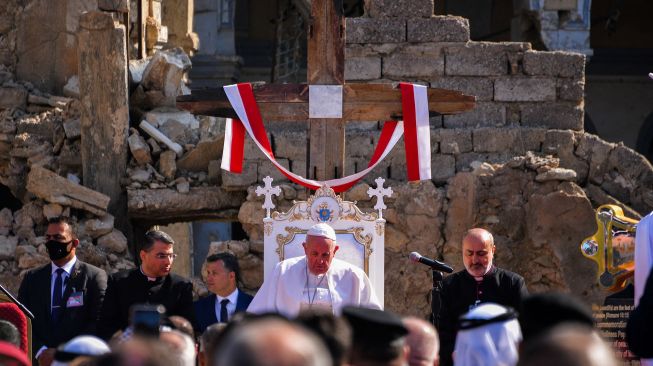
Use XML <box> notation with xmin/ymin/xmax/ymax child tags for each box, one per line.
<box><xmin>247</xmin><ymin>256</ymin><xmax>382</xmax><ymax>317</ymax></box>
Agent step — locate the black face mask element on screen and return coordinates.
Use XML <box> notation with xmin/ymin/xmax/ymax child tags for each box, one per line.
<box><xmin>45</xmin><ymin>240</ymin><xmax>73</xmax><ymax>261</ymax></box>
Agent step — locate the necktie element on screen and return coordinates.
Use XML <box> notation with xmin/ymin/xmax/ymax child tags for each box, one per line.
<box><xmin>52</xmin><ymin>268</ymin><xmax>65</xmax><ymax>324</ymax></box>
<box><xmin>220</xmin><ymin>299</ymin><xmax>229</xmax><ymax>323</ymax></box>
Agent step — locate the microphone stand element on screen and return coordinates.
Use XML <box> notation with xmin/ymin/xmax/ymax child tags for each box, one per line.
<box><xmin>431</xmin><ymin>270</ymin><xmax>443</xmax><ymax>329</ymax></box>
<box><xmin>0</xmin><ymin>282</ymin><xmax>34</xmax><ymax>319</ymax></box>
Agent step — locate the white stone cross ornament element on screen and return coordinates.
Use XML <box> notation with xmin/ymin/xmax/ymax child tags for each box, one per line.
<box><xmin>256</xmin><ymin>176</ymin><xmax>281</xmax><ymax>218</ymax></box>
<box><xmin>367</xmin><ymin>177</ymin><xmax>393</xmax><ymax>219</ymax></box>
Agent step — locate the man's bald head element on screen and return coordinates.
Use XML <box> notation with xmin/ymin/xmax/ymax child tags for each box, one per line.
<box><xmin>403</xmin><ymin>317</ymin><xmax>439</xmax><ymax>366</ymax></box>
<box><xmin>517</xmin><ymin>325</ymin><xmax>617</xmax><ymax>366</ymax></box>
<box><xmin>214</xmin><ymin>318</ymin><xmax>332</xmax><ymax>366</ymax></box>
<box><xmin>462</xmin><ymin>228</ymin><xmax>495</xmax><ymax>278</ymax></box>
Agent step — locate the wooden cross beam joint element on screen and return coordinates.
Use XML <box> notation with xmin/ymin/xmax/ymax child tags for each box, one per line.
<box><xmin>176</xmin><ymin>0</ymin><xmax>476</xmax><ymax>181</ymax></box>
<box><xmin>176</xmin><ymin>84</ymin><xmax>476</xmax><ymax>121</ymax></box>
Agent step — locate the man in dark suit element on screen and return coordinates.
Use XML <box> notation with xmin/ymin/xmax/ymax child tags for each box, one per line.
<box><xmin>194</xmin><ymin>252</ymin><xmax>252</xmax><ymax>333</ymax></box>
<box><xmin>97</xmin><ymin>230</ymin><xmax>194</xmax><ymax>339</ymax></box>
<box><xmin>18</xmin><ymin>216</ymin><xmax>107</xmax><ymax>365</ymax></box>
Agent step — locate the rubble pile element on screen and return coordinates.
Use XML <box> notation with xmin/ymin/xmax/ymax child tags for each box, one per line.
<box><xmin>0</xmin><ymin>71</ymin><xmax>133</xmax><ymax>294</ymax></box>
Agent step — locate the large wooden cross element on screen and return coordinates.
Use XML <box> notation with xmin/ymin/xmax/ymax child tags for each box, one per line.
<box><xmin>177</xmin><ymin>0</ymin><xmax>475</xmax><ymax>181</ymax></box>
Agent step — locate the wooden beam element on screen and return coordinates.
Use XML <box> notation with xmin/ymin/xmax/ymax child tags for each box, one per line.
<box><xmin>176</xmin><ymin>84</ymin><xmax>476</xmax><ymax>120</ymax></box>
<box><xmin>306</xmin><ymin>0</ymin><xmax>345</xmax><ymax>180</ymax></box>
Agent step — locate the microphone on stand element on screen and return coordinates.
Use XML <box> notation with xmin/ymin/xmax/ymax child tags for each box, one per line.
<box><xmin>409</xmin><ymin>252</ymin><xmax>454</xmax><ymax>273</ymax></box>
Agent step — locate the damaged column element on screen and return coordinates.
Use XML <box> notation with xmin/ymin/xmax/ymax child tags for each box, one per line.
<box><xmin>78</xmin><ymin>11</ymin><xmax>129</xmax><ymax>217</ymax></box>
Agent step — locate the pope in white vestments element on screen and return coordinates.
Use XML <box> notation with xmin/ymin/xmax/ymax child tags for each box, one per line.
<box><xmin>247</xmin><ymin>223</ymin><xmax>382</xmax><ymax>317</ymax></box>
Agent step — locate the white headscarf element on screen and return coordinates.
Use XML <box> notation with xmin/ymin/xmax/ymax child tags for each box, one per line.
<box><xmin>453</xmin><ymin>303</ymin><xmax>522</xmax><ymax>366</ymax></box>
<box><xmin>52</xmin><ymin>335</ymin><xmax>110</xmax><ymax>366</ymax></box>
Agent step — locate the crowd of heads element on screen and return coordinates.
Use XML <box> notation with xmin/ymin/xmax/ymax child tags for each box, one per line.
<box><xmin>0</xmin><ymin>293</ymin><xmax>623</xmax><ymax>366</ymax></box>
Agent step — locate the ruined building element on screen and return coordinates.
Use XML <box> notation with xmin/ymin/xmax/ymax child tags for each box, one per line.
<box><xmin>0</xmin><ymin>0</ymin><xmax>652</xmax><ymax>316</ymax></box>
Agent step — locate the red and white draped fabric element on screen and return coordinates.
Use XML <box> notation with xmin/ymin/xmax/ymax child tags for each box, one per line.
<box><xmin>221</xmin><ymin>82</ymin><xmax>431</xmax><ymax>192</ymax></box>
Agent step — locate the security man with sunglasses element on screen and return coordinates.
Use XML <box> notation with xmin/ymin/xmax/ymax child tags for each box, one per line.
<box><xmin>18</xmin><ymin>216</ymin><xmax>108</xmax><ymax>366</ymax></box>
<box><xmin>97</xmin><ymin>230</ymin><xmax>194</xmax><ymax>340</ymax></box>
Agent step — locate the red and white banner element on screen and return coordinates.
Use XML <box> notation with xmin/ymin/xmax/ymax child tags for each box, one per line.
<box><xmin>221</xmin><ymin>82</ymin><xmax>431</xmax><ymax>191</ymax></box>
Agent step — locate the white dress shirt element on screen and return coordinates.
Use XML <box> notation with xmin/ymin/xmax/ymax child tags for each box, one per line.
<box><xmin>215</xmin><ymin>288</ymin><xmax>239</xmax><ymax>322</ymax></box>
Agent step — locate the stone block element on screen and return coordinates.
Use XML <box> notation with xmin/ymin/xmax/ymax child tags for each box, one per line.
<box><xmin>445</xmin><ymin>42</ymin><xmax>530</xmax><ymax>76</ymax></box>
<box><xmin>432</xmin><ymin>154</ymin><xmax>456</xmax><ymax>184</ymax></box>
<box><xmin>437</xmin><ymin>129</ymin><xmax>472</xmax><ymax>154</ymax></box>
<box><xmin>207</xmin><ymin>160</ymin><xmax>221</xmax><ymax>185</ymax></box>
<box><xmin>0</xmin><ymin>236</ymin><xmax>18</xmax><ymax>260</ymax></box>
<box><xmin>141</xmin><ymin>48</ymin><xmax>191</xmax><ymax>104</ymax></box>
<box><xmin>177</xmin><ymin>136</ymin><xmax>222</xmax><ymax>172</ymax></box>
<box><xmin>522</xmin><ymin>50</ymin><xmax>585</xmax><ymax>78</ymax></box>
<box><xmin>42</xmin><ymin>204</ymin><xmax>63</xmax><ymax>219</ymax></box>
<box><xmin>258</xmin><ymin>159</ymin><xmax>289</xmax><ymax>183</ymax></box>
<box><xmin>273</xmin><ymin>131</ymin><xmax>307</xmax><ymax>161</ymax></box>
<box><xmin>472</xmin><ymin>128</ymin><xmax>521</xmax><ymax>153</ymax></box>
<box><xmin>346</xmin><ymin>18</ymin><xmax>406</xmax><ymax>43</ymax></box>
<box><xmin>520</xmin><ymin>102</ymin><xmax>583</xmax><ymax>130</ymax></box>
<box><xmin>85</xmin><ymin>214</ymin><xmax>115</xmax><ymax>238</ymax></box>
<box><xmin>455</xmin><ymin>152</ymin><xmax>511</xmax><ymax>172</ymax></box>
<box><xmin>345</xmin><ymin>57</ymin><xmax>382</xmax><ymax>80</ymax></box>
<box><xmin>383</xmin><ymin>53</ymin><xmax>444</xmax><ymax>79</ymax></box>
<box><xmin>0</xmin><ymin>208</ymin><xmax>12</xmax><ymax>236</ymax></box>
<box><xmin>407</xmin><ymin>16</ymin><xmax>470</xmax><ymax>42</ymax></box>
<box><xmin>97</xmin><ymin>229</ymin><xmax>128</xmax><ymax>253</ymax></box>
<box><xmin>365</xmin><ymin>0</ymin><xmax>434</xmax><ymax>18</ymax></box>
<box><xmin>0</xmin><ymin>87</ymin><xmax>27</xmax><ymax>110</ymax></box>
<box><xmin>494</xmin><ymin>77</ymin><xmax>556</xmax><ymax>102</ymax></box>
<box><xmin>222</xmin><ymin>163</ymin><xmax>258</xmax><ymax>190</ymax></box>
<box><xmin>536</xmin><ymin>168</ymin><xmax>577</xmax><ymax>182</ymax></box>
<box><xmin>543</xmin><ymin>129</ymin><xmax>575</xmax><ymax>156</ymax></box>
<box><xmin>519</xmin><ymin>128</ymin><xmax>547</xmax><ymax>151</ymax></box>
<box><xmin>159</xmin><ymin>150</ymin><xmax>177</xmax><ymax>179</ymax></box>
<box><xmin>575</xmin><ymin>133</ymin><xmax>615</xmax><ymax>185</ymax></box>
<box><xmin>63</xmin><ymin>119</ymin><xmax>81</xmax><ymax>139</ymax></box>
<box><xmin>557</xmin><ymin>78</ymin><xmax>585</xmax><ymax>101</ymax></box>
<box><xmin>128</xmin><ymin>132</ymin><xmax>153</xmax><ymax>165</ymax></box>
<box><xmin>444</xmin><ymin>102</ymin><xmax>505</xmax><ymax>128</ymax></box>
<box><xmin>430</xmin><ymin>77</ymin><xmax>494</xmax><ymax>101</ymax></box>
<box><xmin>144</xmin><ymin>108</ymin><xmax>199</xmax><ymax>129</ymax></box>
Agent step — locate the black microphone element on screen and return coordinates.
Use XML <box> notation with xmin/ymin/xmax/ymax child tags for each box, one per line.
<box><xmin>409</xmin><ymin>252</ymin><xmax>454</xmax><ymax>273</ymax></box>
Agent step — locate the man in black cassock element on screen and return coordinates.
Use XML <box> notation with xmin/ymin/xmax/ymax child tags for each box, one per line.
<box><xmin>438</xmin><ymin>228</ymin><xmax>528</xmax><ymax>366</ymax></box>
<box><xmin>97</xmin><ymin>230</ymin><xmax>194</xmax><ymax>339</ymax></box>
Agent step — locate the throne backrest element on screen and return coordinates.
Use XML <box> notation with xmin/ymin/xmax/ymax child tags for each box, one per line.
<box><xmin>263</xmin><ymin>185</ymin><xmax>386</xmax><ymax>304</ymax></box>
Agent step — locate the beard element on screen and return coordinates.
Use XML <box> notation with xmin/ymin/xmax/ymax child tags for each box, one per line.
<box><xmin>465</xmin><ymin>262</ymin><xmax>491</xmax><ymax>277</ymax></box>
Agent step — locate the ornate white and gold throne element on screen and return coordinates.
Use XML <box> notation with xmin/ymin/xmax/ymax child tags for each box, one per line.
<box><xmin>256</xmin><ymin>177</ymin><xmax>392</xmax><ymax>305</ymax></box>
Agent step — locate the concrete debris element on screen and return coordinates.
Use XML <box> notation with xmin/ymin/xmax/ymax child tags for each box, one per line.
<box><xmin>63</xmin><ymin>76</ymin><xmax>80</xmax><ymax>99</ymax></box>
<box><xmin>141</xmin><ymin>48</ymin><xmax>191</xmax><ymax>106</ymax></box>
<box><xmin>63</xmin><ymin>118</ymin><xmax>81</xmax><ymax>139</ymax></box>
<box><xmin>177</xmin><ymin>136</ymin><xmax>222</xmax><ymax>172</ymax></box>
<box><xmin>128</xmin><ymin>131</ymin><xmax>153</xmax><ymax>165</ymax></box>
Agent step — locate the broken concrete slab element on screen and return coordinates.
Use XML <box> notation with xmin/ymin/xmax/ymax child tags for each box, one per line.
<box><xmin>177</xmin><ymin>136</ymin><xmax>223</xmax><ymax>172</ymax></box>
<box><xmin>26</xmin><ymin>166</ymin><xmax>110</xmax><ymax>216</ymax></box>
